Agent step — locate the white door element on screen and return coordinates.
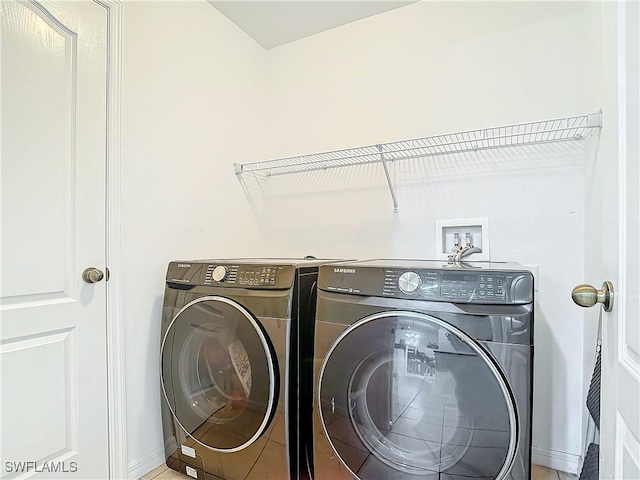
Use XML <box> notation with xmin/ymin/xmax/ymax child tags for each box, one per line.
<box><xmin>581</xmin><ymin>1</ymin><xmax>640</xmax><ymax>478</ymax></box>
<box><xmin>1</xmin><ymin>1</ymin><xmax>109</xmax><ymax>478</ymax></box>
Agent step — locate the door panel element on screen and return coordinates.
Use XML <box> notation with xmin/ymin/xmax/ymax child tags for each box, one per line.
<box><xmin>1</xmin><ymin>329</ymin><xmax>76</xmax><ymax>463</ymax></box>
<box><xmin>1</xmin><ymin>1</ymin><xmax>109</xmax><ymax>477</ymax></box>
<box><xmin>1</xmin><ymin>0</ymin><xmax>75</xmax><ymax>302</ymax></box>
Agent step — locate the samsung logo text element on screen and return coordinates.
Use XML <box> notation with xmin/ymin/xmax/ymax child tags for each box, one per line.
<box><xmin>333</xmin><ymin>268</ymin><xmax>356</xmax><ymax>274</ymax></box>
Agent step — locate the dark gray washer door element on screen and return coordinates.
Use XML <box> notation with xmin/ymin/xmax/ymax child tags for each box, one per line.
<box><xmin>162</xmin><ymin>296</ymin><xmax>279</xmax><ymax>452</ymax></box>
<box><xmin>318</xmin><ymin>311</ymin><xmax>518</xmax><ymax>479</ymax></box>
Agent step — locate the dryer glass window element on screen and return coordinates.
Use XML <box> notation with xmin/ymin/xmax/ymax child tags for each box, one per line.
<box><xmin>318</xmin><ymin>311</ymin><xmax>517</xmax><ymax>479</ymax></box>
<box><xmin>162</xmin><ymin>297</ymin><xmax>278</xmax><ymax>452</ymax></box>
<box><xmin>179</xmin><ymin>324</ymin><xmax>251</xmax><ymax>422</ymax></box>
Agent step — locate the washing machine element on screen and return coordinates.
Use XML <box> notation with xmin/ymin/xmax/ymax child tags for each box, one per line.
<box><xmin>311</xmin><ymin>260</ymin><xmax>534</xmax><ymax>480</ymax></box>
<box><xmin>161</xmin><ymin>258</ymin><xmax>333</xmax><ymax>480</ymax></box>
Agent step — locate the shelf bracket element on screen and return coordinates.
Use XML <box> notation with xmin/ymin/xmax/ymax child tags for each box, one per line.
<box><xmin>587</xmin><ymin>111</ymin><xmax>603</xmax><ymax>128</ymax></box>
<box><xmin>377</xmin><ymin>144</ymin><xmax>399</xmax><ymax>213</ymax></box>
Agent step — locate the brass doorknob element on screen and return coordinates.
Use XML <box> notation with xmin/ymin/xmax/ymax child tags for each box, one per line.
<box><xmin>82</xmin><ymin>267</ymin><xmax>105</xmax><ymax>284</ymax></box>
<box><xmin>571</xmin><ymin>281</ymin><xmax>614</xmax><ymax>312</ymax></box>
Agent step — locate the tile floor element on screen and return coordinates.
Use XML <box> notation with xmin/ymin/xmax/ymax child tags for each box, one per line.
<box><xmin>141</xmin><ymin>463</ymin><xmax>579</xmax><ymax>480</ymax></box>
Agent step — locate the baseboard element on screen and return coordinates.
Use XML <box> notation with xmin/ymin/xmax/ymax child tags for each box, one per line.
<box><xmin>532</xmin><ymin>445</ymin><xmax>581</xmax><ymax>475</ymax></box>
<box><xmin>127</xmin><ymin>446</ymin><xmax>166</xmax><ymax>480</ymax></box>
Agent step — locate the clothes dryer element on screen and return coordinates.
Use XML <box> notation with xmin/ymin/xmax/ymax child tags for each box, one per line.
<box><xmin>161</xmin><ymin>258</ymin><xmax>332</xmax><ymax>480</ymax></box>
<box><xmin>311</xmin><ymin>260</ymin><xmax>534</xmax><ymax>480</ymax></box>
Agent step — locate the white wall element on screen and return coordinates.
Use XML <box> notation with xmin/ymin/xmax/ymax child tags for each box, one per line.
<box><xmin>120</xmin><ymin>2</ymin><xmax>267</xmax><ymax>476</ymax></box>
<box><xmin>121</xmin><ymin>1</ymin><xmax>602</xmax><ymax>476</ymax></box>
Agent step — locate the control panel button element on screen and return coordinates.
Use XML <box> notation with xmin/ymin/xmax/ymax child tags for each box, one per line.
<box><xmin>212</xmin><ymin>265</ymin><xmax>228</xmax><ymax>282</ymax></box>
<box><xmin>398</xmin><ymin>271</ymin><xmax>421</xmax><ymax>294</ymax></box>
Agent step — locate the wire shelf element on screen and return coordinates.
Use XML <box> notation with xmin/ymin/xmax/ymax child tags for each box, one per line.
<box><xmin>234</xmin><ymin>112</ymin><xmax>602</xmax><ymax>212</ymax></box>
<box><xmin>234</xmin><ymin>112</ymin><xmax>602</xmax><ymax>177</ymax></box>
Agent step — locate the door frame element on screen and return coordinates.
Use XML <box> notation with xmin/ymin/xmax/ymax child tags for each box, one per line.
<box><xmin>95</xmin><ymin>0</ymin><xmax>127</xmax><ymax>478</ymax></box>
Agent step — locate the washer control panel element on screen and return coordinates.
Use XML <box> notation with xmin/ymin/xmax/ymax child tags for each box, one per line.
<box><xmin>203</xmin><ymin>264</ymin><xmax>280</xmax><ymax>287</ymax></box>
<box><xmin>237</xmin><ymin>266</ymin><xmax>279</xmax><ymax>287</ymax></box>
<box><xmin>321</xmin><ymin>265</ymin><xmax>533</xmax><ymax>304</ymax></box>
<box><xmin>384</xmin><ymin>270</ymin><xmax>511</xmax><ymax>301</ymax></box>
<box><xmin>167</xmin><ymin>262</ymin><xmax>294</xmax><ymax>289</ymax></box>
<box><xmin>441</xmin><ymin>272</ymin><xmax>507</xmax><ymax>301</ymax></box>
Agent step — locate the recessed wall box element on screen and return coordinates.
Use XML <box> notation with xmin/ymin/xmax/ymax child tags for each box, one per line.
<box><xmin>435</xmin><ymin>217</ymin><xmax>490</xmax><ymax>261</ymax></box>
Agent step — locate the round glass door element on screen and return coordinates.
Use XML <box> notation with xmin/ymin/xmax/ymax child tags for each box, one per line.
<box><xmin>161</xmin><ymin>296</ymin><xmax>278</xmax><ymax>452</ymax></box>
<box><xmin>318</xmin><ymin>311</ymin><xmax>518</xmax><ymax>479</ymax></box>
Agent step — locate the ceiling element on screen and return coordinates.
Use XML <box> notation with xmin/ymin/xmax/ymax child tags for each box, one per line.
<box><xmin>208</xmin><ymin>1</ymin><xmax>417</xmax><ymax>50</ymax></box>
